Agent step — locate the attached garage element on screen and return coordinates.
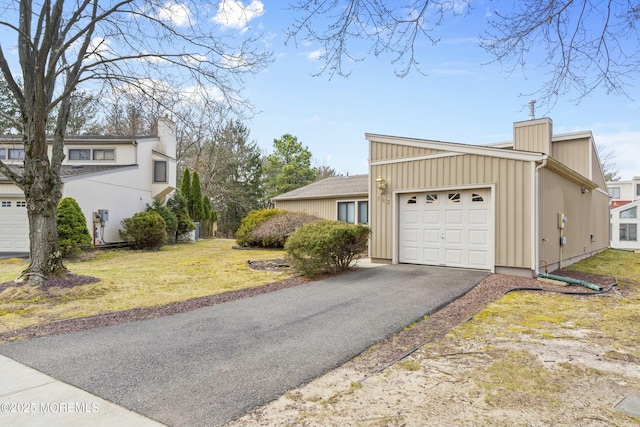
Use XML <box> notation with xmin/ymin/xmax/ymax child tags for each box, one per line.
<box><xmin>0</xmin><ymin>198</ymin><xmax>28</xmax><ymax>251</ymax></box>
<box><xmin>398</xmin><ymin>188</ymin><xmax>493</xmax><ymax>270</ymax></box>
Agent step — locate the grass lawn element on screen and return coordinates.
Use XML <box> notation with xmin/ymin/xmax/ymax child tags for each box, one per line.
<box><xmin>0</xmin><ymin>239</ymin><xmax>288</xmax><ymax>334</ymax></box>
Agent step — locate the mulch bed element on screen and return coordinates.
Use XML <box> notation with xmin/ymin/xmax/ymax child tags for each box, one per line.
<box><xmin>0</xmin><ymin>262</ymin><xmax>618</xmax><ymax>359</ymax></box>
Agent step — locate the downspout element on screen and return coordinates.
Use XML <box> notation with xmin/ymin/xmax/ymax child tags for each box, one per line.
<box><xmin>534</xmin><ymin>155</ymin><xmax>548</xmax><ymax>276</ymax></box>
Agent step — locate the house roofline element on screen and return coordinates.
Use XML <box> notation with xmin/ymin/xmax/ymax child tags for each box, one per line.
<box><xmin>365</xmin><ymin>133</ymin><xmax>544</xmax><ymax>162</ymax></box>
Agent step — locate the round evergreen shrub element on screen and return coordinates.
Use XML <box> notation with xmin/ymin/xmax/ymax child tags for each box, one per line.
<box><xmin>235</xmin><ymin>209</ymin><xmax>285</xmax><ymax>246</ymax></box>
<box><xmin>147</xmin><ymin>198</ymin><xmax>178</xmax><ymax>243</ymax></box>
<box><xmin>285</xmin><ymin>220</ymin><xmax>370</xmax><ymax>277</ymax></box>
<box><xmin>250</xmin><ymin>211</ymin><xmax>321</xmax><ymax>248</ymax></box>
<box><xmin>57</xmin><ymin>197</ymin><xmax>93</xmax><ymax>257</ymax></box>
<box><xmin>119</xmin><ymin>211</ymin><xmax>168</xmax><ymax>250</ymax></box>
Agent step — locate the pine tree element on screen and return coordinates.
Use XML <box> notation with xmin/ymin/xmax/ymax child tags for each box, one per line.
<box><xmin>181</xmin><ymin>169</ymin><xmax>192</xmax><ymax>218</ymax></box>
<box><xmin>191</xmin><ymin>171</ymin><xmax>205</xmax><ymax>222</ymax></box>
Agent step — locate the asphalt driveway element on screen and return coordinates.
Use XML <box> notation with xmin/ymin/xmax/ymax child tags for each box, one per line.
<box><xmin>0</xmin><ymin>264</ymin><xmax>488</xmax><ymax>426</ymax></box>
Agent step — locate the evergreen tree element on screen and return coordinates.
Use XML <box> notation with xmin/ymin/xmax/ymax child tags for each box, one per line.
<box><xmin>191</xmin><ymin>171</ymin><xmax>205</xmax><ymax>222</ymax></box>
<box><xmin>263</xmin><ymin>134</ymin><xmax>316</xmax><ymax>201</ymax></box>
<box><xmin>181</xmin><ymin>169</ymin><xmax>193</xmax><ymax>218</ymax></box>
<box><xmin>57</xmin><ymin>197</ymin><xmax>92</xmax><ymax>257</ymax></box>
<box><xmin>166</xmin><ymin>192</ymin><xmax>195</xmax><ymax>241</ymax></box>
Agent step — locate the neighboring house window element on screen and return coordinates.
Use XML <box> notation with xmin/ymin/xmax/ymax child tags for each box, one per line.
<box><xmin>0</xmin><ymin>148</ymin><xmax>5</xmax><ymax>159</ymax></box>
<box><xmin>620</xmin><ymin>224</ymin><xmax>637</xmax><ymax>241</ymax></box>
<box><xmin>608</xmin><ymin>187</ymin><xmax>620</xmax><ymax>199</ymax></box>
<box><xmin>8</xmin><ymin>148</ymin><xmax>24</xmax><ymax>160</ymax></box>
<box><xmin>154</xmin><ymin>161</ymin><xmax>167</xmax><ymax>183</ymax></box>
<box><xmin>69</xmin><ymin>149</ymin><xmax>90</xmax><ymax>160</ymax></box>
<box><xmin>620</xmin><ymin>206</ymin><xmax>637</xmax><ymax>219</ymax></box>
<box><xmin>358</xmin><ymin>201</ymin><xmax>368</xmax><ymax>225</ymax></box>
<box><xmin>93</xmin><ymin>149</ymin><xmax>115</xmax><ymax>160</ymax></box>
<box><xmin>637</xmin><ymin>183</ymin><xmax>640</xmax><ymax>197</ymax></box>
<box><xmin>338</xmin><ymin>201</ymin><xmax>355</xmax><ymax>224</ymax></box>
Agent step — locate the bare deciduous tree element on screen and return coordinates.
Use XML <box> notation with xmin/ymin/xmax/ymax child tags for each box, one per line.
<box><xmin>287</xmin><ymin>1</ymin><xmax>640</xmax><ymax>103</ymax></box>
<box><xmin>0</xmin><ymin>0</ymin><xmax>270</xmax><ymax>284</ymax></box>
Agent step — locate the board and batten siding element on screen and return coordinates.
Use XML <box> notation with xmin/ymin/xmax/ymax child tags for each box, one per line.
<box><xmin>274</xmin><ymin>197</ymin><xmax>368</xmax><ymax>221</ymax></box>
<box><xmin>513</xmin><ymin>118</ymin><xmax>552</xmax><ymax>154</ymax></box>
<box><xmin>370</xmin><ymin>147</ymin><xmax>534</xmax><ymax>270</ymax></box>
<box><xmin>537</xmin><ymin>168</ymin><xmax>609</xmax><ymax>269</ymax></box>
<box><xmin>370</xmin><ymin>142</ymin><xmax>444</xmax><ymax>162</ymax></box>
<box><xmin>551</xmin><ymin>137</ymin><xmax>591</xmax><ymax>179</ymax></box>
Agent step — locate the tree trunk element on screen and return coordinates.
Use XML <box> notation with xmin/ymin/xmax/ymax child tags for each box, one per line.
<box><xmin>20</xmin><ymin>157</ymin><xmax>67</xmax><ymax>285</ymax></box>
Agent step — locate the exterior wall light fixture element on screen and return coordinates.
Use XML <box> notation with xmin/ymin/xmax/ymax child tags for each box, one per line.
<box><xmin>375</xmin><ymin>176</ymin><xmax>386</xmax><ymax>194</ymax></box>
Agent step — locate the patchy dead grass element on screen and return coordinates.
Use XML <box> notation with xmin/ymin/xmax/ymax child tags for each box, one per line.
<box><xmin>0</xmin><ymin>239</ymin><xmax>288</xmax><ymax>333</ymax></box>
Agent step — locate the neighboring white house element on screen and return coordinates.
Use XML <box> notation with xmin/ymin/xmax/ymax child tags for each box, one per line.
<box><xmin>610</xmin><ymin>200</ymin><xmax>640</xmax><ymax>250</ymax></box>
<box><xmin>0</xmin><ymin>118</ymin><xmax>177</xmax><ymax>253</ymax></box>
<box><xmin>607</xmin><ymin>177</ymin><xmax>640</xmax><ymax>207</ymax></box>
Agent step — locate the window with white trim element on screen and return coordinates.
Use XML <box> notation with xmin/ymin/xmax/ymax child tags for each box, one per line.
<box><xmin>620</xmin><ymin>206</ymin><xmax>637</xmax><ymax>219</ymax></box>
<box><xmin>608</xmin><ymin>187</ymin><xmax>621</xmax><ymax>199</ymax></box>
<box><xmin>69</xmin><ymin>149</ymin><xmax>90</xmax><ymax>160</ymax></box>
<box><xmin>448</xmin><ymin>192</ymin><xmax>461</xmax><ymax>203</ymax></box>
<box><xmin>154</xmin><ymin>161</ymin><xmax>167</xmax><ymax>183</ymax></box>
<box><xmin>425</xmin><ymin>194</ymin><xmax>438</xmax><ymax>204</ymax></box>
<box><xmin>93</xmin><ymin>149</ymin><xmax>115</xmax><ymax>160</ymax></box>
<box><xmin>358</xmin><ymin>201</ymin><xmax>368</xmax><ymax>225</ymax></box>
<box><xmin>620</xmin><ymin>223</ymin><xmax>637</xmax><ymax>241</ymax></box>
<box><xmin>338</xmin><ymin>201</ymin><xmax>355</xmax><ymax>224</ymax></box>
<box><xmin>1</xmin><ymin>201</ymin><xmax>12</xmax><ymax>207</ymax></box>
<box><xmin>8</xmin><ymin>148</ymin><xmax>24</xmax><ymax>160</ymax></box>
<box><xmin>0</xmin><ymin>148</ymin><xmax>5</xmax><ymax>159</ymax></box>
<box><xmin>16</xmin><ymin>201</ymin><xmax>26</xmax><ymax>207</ymax></box>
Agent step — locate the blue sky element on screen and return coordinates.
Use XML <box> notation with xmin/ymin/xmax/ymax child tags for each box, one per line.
<box><xmin>229</xmin><ymin>1</ymin><xmax>640</xmax><ymax>181</ymax></box>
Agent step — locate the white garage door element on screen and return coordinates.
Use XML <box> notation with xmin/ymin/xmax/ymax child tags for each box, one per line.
<box><xmin>0</xmin><ymin>198</ymin><xmax>29</xmax><ymax>251</ymax></box>
<box><xmin>399</xmin><ymin>189</ymin><xmax>492</xmax><ymax>270</ymax></box>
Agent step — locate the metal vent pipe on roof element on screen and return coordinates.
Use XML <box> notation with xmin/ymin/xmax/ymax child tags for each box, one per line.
<box><xmin>529</xmin><ymin>100</ymin><xmax>536</xmax><ymax>120</ymax></box>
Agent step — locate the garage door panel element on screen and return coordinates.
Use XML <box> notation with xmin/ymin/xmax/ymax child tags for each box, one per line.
<box><xmin>444</xmin><ymin>209</ymin><xmax>463</xmax><ymax>224</ymax></box>
<box><xmin>468</xmin><ymin>251</ymin><xmax>489</xmax><ymax>268</ymax></box>
<box><xmin>422</xmin><ymin>248</ymin><xmax>440</xmax><ymax>264</ymax></box>
<box><xmin>445</xmin><ymin>229</ymin><xmax>463</xmax><ymax>245</ymax></box>
<box><xmin>423</xmin><ymin>210</ymin><xmax>439</xmax><ymax>225</ymax></box>
<box><xmin>423</xmin><ymin>229</ymin><xmax>440</xmax><ymax>244</ymax></box>
<box><xmin>468</xmin><ymin>229</ymin><xmax>489</xmax><ymax>246</ymax></box>
<box><xmin>469</xmin><ymin>209</ymin><xmax>488</xmax><ymax>224</ymax></box>
<box><xmin>0</xmin><ymin>199</ymin><xmax>29</xmax><ymax>252</ymax></box>
<box><xmin>399</xmin><ymin>189</ymin><xmax>492</xmax><ymax>270</ymax></box>
<box><xmin>444</xmin><ymin>249</ymin><xmax>463</xmax><ymax>265</ymax></box>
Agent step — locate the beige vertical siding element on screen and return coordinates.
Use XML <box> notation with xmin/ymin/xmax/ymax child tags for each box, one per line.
<box><xmin>538</xmin><ymin>168</ymin><xmax>609</xmax><ymax>268</ymax></box>
<box><xmin>370</xmin><ymin>142</ymin><xmax>443</xmax><ymax>162</ymax></box>
<box><xmin>370</xmin><ymin>147</ymin><xmax>533</xmax><ymax>269</ymax></box>
<box><xmin>274</xmin><ymin>197</ymin><xmax>368</xmax><ymax>221</ymax></box>
<box><xmin>513</xmin><ymin>119</ymin><xmax>552</xmax><ymax>154</ymax></box>
<box><xmin>0</xmin><ymin>183</ymin><xmax>23</xmax><ymax>195</ymax></box>
<box><xmin>590</xmin><ymin>144</ymin><xmax>608</xmax><ymax>189</ymax></box>
<box><xmin>551</xmin><ymin>138</ymin><xmax>590</xmax><ymax>178</ymax></box>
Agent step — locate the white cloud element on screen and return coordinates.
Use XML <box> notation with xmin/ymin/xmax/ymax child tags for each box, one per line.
<box><xmin>213</xmin><ymin>0</ymin><xmax>264</xmax><ymax>31</ymax></box>
<box><xmin>302</xmin><ymin>115</ymin><xmax>321</xmax><ymax>125</ymax></box>
<box><xmin>306</xmin><ymin>49</ymin><xmax>324</xmax><ymax>61</ymax></box>
<box><xmin>156</xmin><ymin>1</ymin><xmax>192</xmax><ymax>27</ymax></box>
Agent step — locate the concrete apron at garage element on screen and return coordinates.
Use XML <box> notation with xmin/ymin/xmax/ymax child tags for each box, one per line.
<box><xmin>0</xmin><ymin>264</ymin><xmax>489</xmax><ymax>427</ymax></box>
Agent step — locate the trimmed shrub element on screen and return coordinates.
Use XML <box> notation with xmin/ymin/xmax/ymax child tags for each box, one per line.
<box><xmin>250</xmin><ymin>211</ymin><xmax>321</xmax><ymax>248</ymax></box>
<box><xmin>235</xmin><ymin>209</ymin><xmax>285</xmax><ymax>247</ymax></box>
<box><xmin>57</xmin><ymin>197</ymin><xmax>93</xmax><ymax>257</ymax></box>
<box><xmin>119</xmin><ymin>211</ymin><xmax>168</xmax><ymax>250</ymax></box>
<box><xmin>285</xmin><ymin>220</ymin><xmax>371</xmax><ymax>277</ymax></box>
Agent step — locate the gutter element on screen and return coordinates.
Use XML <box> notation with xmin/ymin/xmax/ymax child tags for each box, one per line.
<box><xmin>533</xmin><ymin>156</ymin><xmax>548</xmax><ymax>276</ymax></box>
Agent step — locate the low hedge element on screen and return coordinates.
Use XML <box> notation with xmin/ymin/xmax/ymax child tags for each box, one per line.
<box><xmin>285</xmin><ymin>220</ymin><xmax>370</xmax><ymax>277</ymax></box>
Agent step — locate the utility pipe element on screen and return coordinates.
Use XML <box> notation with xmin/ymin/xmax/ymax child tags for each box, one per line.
<box><xmin>537</xmin><ymin>272</ymin><xmax>602</xmax><ymax>291</ymax></box>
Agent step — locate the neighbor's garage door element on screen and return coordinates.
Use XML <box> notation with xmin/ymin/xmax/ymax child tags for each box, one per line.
<box><xmin>399</xmin><ymin>189</ymin><xmax>492</xmax><ymax>270</ymax></box>
<box><xmin>0</xmin><ymin>198</ymin><xmax>29</xmax><ymax>251</ymax></box>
